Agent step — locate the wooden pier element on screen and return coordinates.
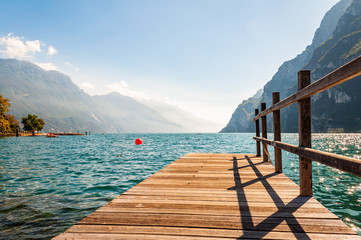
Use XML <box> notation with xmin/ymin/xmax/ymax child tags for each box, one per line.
<box><xmin>55</xmin><ymin>56</ymin><xmax>361</xmax><ymax>239</ymax></box>
<box><xmin>54</xmin><ymin>153</ymin><xmax>360</xmax><ymax>239</ymax></box>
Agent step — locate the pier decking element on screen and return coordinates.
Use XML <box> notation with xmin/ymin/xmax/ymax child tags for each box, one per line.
<box><xmin>54</xmin><ymin>153</ymin><xmax>360</xmax><ymax>239</ymax></box>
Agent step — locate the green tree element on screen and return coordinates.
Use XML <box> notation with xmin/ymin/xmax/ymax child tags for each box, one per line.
<box><xmin>0</xmin><ymin>95</ymin><xmax>11</xmax><ymax>134</ymax></box>
<box><xmin>22</xmin><ymin>114</ymin><xmax>45</xmax><ymax>136</ymax></box>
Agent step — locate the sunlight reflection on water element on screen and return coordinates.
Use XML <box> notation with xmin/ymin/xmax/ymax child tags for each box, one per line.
<box><xmin>0</xmin><ymin>133</ymin><xmax>360</xmax><ymax>238</ymax></box>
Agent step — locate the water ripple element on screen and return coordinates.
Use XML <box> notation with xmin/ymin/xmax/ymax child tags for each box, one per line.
<box><xmin>0</xmin><ymin>133</ymin><xmax>360</xmax><ymax>238</ymax></box>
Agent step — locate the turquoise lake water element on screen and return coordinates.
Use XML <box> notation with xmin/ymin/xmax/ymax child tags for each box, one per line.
<box><xmin>0</xmin><ymin>133</ymin><xmax>360</xmax><ymax>239</ymax></box>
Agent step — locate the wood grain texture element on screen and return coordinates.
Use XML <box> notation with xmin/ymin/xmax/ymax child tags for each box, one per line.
<box><xmin>253</xmin><ymin>137</ymin><xmax>361</xmax><ymax>177</ymax></box>
<box><xmin>272</xmin><ymin>92</ymin><xmax>282</xmax><ymax>173</ymax></box>
<box><xmin>255</xmin><ymin>109</ymin><xmax>261</xmax><ymax>157</ymax></box>
<box><xmin>53</xmin><ymin>153</ymin><xmax>360</xmax><ymax>239</ymax></box>
<box><xmin>298</xmin><ymin>70</ymin><xmax>312</xmax><ymax>197</ymax></box>
<box><xmin>260</xmin><ymin>103</ymin><xmax>269</xmax><ymax>162</ymax></box>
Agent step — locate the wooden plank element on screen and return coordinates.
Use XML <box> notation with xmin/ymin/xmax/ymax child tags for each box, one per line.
<box><xmin>113</xmin><ymin>195</ymin><xmax>321</xmax><ymax>204</ymax></box>
<box><xmin>94</xmin><ymin>207</ymin><xmax>342</xmax><ymax>219</ymax></box>
<box><xmin>76</xmin><ymin>213</ymin><xmax>354</xmax><ymax>234</ymax></box>
<box><xmin>255</xmin><ymin>108</ymin><xmax>261</xmax><ymax>156</ymax></box>
<box><xmin>99</xmin><ymin>202</ymin><xmax>342</xmax><ymax>217</ymax></box>
<box><xmin>56</xmin><ymin>225</ymin><xmax>360</xmax><ymax>240</ymax></box>
<box><xmin>53</xmin><ymin>153</ymin><xmax>361</xmax><ymax>239</ymax></box>
<box><xmin>261</xmin><ymin>103</ymin><xmax>269</xmax><ymax>162</ymax></box>
<box><xmin>272</xmin><ymin>92</ymin><xmax>282</xmax><ymax>173</ymax></box>
<box><xmin>253</xmin><ymin>55</ymin><xmax>361</xmax><ymax>121</ymax></box>
<box><xmin>298</xmin><ymin>70</ymin><xmax>312</xmax><ymax>197</ymax></box>
<box><xmin>54</xmin><ymin>233</ymin><xmax>237</xmax><ymax>240</ymax></box>
<box><xmin>75</xmin><ymin>213</ymin><xmax>342</xmax><ymax>226</ymax></box>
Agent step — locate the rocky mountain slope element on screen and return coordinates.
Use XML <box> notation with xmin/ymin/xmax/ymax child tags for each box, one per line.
<box><xmin>283</xmin><ymin>0</ymin><xmax>361</xmax><ymax>132</ymax></box>
<box><xmin>0</xmin><ymin>58</ymin><xmax>215</xmax><ymax>133</ymax></box>
<box><xmin>0</xmin><ymin>59</ymin><xmax>112</xmax><ymax>133</ymax></box>
<box><xmin>92</xmin><ymin>92</ymin><xmax>184</xmax><ymax>133</ymax></box>
<box><xmin>221</xmin><ymin>0</ymin><xmax>360</xmax><ymax>133</ymax></box>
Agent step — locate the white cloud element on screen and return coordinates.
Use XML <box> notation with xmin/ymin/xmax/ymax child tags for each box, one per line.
<box><xmin>107</xmin><ymin>81</ymin><xmax>149</xmax><ymax>99</ymax></box>
<box><xmin>65</xmin><ymin>62</ymin><xmax>79</xmax><ymax>71</ymax></box>
<box><xmin>78</xmin><ymin>82</ymin><xmax>95</xmax><ymax>91</ymax></box>
<box><xmin>34</xmin><ymin>62</ymin><xmax>58</xmax><ymax>71</ymax></box>
<box><xmin>0</xmin><ymin>33</ymin><xmax>41</xmax><ymax>59</ymax></box>
<box><xmin>47</xmin><ymin>46</ymin><xmax>58</xmax><ymax>55</ymax></box>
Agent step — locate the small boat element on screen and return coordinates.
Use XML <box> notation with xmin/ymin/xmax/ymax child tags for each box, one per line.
<box><xmin>46</xmin><ymin>132</ymin><xmax>57</xmax><ymax>137</ymax></box>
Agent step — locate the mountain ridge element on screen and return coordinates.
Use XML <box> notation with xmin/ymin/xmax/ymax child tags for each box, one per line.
<box><xmin>221</xmin><ymin>0</ymin><xmax>358</xmax><ymax>133</ymax></box>
<box><xmin>0</xmin><ymin>58</ymin><xmax>216</xmax><ymax>133</ymax></box>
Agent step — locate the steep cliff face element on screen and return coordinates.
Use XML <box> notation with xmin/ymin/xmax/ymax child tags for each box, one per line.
<box><xmin>283</xmin><ymin>0</ymin><xmax>361</xmax><ymax>132</ymax></box>
<box><xmin>221</xmin><ymin>0</ymin><xmax>355</xmax><ymax>133</ymax></box>
<box><xmin>220</xmin><ymin>89</ymin><xmax>262</xmax><ymax>132</ymax></box>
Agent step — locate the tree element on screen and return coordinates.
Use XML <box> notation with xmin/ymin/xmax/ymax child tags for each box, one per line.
<box><xmin>0</xmin><ymin>95</ymin><xmax>11</xmax><ymax>134</ymax></box>
<box><xmin>0</xmin><ymin>117</ymin><xmax>10</xmax><ymax>134</ymax></box>
<box><xmin>6</xmin><ymin>114</ymin><xmax>20</xmax><ymax>133</ymax></box>
<box><xmin>22</xmin><ymin>114</ymin><xmax>45</xmax><ymax>136</ymax></box>
<box><xmin>0</xmin><ymin>95</ymin><xmax>10</xmax><ymax>114</ymax></box>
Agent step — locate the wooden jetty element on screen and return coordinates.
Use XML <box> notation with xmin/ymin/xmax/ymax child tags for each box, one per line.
<box><xmin>54</xmin><ymin>57</ymin><xmax>361</xmax><ymax>239</ymax></box>
<box><xmin>54</xmin><ymin>153</ymin><xmax>360</xmax><ymax>240</ymax></box>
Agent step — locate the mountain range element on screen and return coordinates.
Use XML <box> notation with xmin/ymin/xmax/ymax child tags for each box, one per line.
<box><xmin>0</xmin><ymin>58</ymin><xmax>221</xmax><ymax>133</ymax></box>
<box><xmin>221</xmin><ymin>0</ymin><xmax>361</xmax><ymax>133</ymax></box>
<box><xmin>3</xmin><ymin>0</ymin><xmax>360</xmax><ymax>134</ymax></box>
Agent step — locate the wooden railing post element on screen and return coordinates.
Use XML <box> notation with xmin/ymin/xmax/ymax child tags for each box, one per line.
<box><xmin>298</xmin><ymin>70</ymin><xmax>312</xmax><ymax>197</ymax></box>
<box><xmin>255</xmin><ymin>109</ymin><xmax>261</xmax><ymax>156</ymax></box>
<box><xmin>261</xmin><ymin>103</ymin><xmax>269</xmax><ymax>162</ymax></box>
<box><xmin>272</xmin><ymin>92</ymin><xmax>282</xmax><ymax>173</ymax></box>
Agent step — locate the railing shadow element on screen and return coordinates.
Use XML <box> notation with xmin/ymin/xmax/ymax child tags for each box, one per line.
<box><xmin>228</xmin><ymin>155</ymin><xmax>312</xmax><ymax>239</ymax></box>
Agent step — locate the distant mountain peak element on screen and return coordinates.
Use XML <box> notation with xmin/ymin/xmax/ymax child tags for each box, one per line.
<box><xmin>0</xmin><ymin>57</ymin><xmax>219</xmax><ymax>133</ymax></box>
<box><xmin>221</xmin><ymin>0</ymin><xmax>359</xmax><ymax>133</ymax></box>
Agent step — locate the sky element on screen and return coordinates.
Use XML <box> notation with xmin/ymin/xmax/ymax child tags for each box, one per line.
<box><xmin>0</xmin><ymin>0</ymin><xmax>341</xmax><ymax>127</ymax></box>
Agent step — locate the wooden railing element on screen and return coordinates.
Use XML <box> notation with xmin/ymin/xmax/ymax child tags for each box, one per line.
<box><xmin>252</xmin><ymin>55</ymin><xmax>361</xmax><ymax>197</ymax></box>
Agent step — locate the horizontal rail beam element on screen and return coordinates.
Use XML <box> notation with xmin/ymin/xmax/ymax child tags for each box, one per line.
<box><xmin>253</xmin><ymin>137</ymin><xmax>361</xmax><ymax>178</ymax></box>
<box><xmin>253</xmin><ymin>55</ymin><xmax>361</xmax><ymax>121</ymax></box>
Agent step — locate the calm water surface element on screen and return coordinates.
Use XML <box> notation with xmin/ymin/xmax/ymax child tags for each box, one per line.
<box><xmin>0</xmin><ymin>133</ymin><xmax>360</xmax><ymax>239</ymax></box>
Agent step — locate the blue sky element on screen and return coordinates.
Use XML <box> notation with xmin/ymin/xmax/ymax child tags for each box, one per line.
<box><xmin>0</xmin><ymin>0</ymin><xmax>340</xmax><ymax>126</ymax></box>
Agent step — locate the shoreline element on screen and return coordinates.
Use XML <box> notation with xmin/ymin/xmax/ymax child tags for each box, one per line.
<box><xmin>0</xmin><ymin>132</ymin><xmax>85</xmax><ymax>137</ymax></box>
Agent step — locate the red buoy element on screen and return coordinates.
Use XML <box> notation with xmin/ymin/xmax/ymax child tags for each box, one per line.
<box><xmin>135</xmin><ymin>138</ymin><xmax>143</xmax><ymax>145</ymax></box>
